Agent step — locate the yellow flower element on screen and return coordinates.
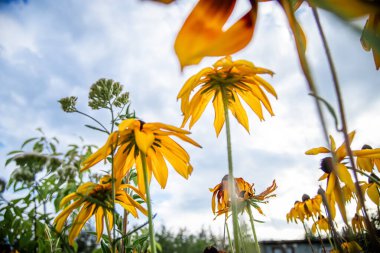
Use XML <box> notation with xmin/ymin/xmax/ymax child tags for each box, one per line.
<box><xmin>178</xmin><ymin>56</ymin><xmax>277</xmax><ymax>136</ymax></box>
<box><xmin>306</xmin><ymin>131</ymin><xmax>358</xmax><ymax>222</ymax></box>
<box><xmin>210</xmin><ymin>175</ymin><xmax>277</xmax><ymax>218</ymax></box>
<box><xmin>359</xmin><ymin>173</ymin><xmax>380</xmax><ymax>206</ymax></box>
<box><xmin>174</xmin><ymin>0</ymin><xmax>305</xmax><ymax>68</ymax></box>
<box><xmin>339</xmin><ymin>241</ymin><xmax>363</xmax><ymax>253</ymax></box>
<box><xmin>54</xmin><ymin>175</ymin><xmax>147</xmax><ymax>245</ymax></box>
<box><xmin>286</xmin><ymin>194</ymin><xmax>322</xmax><ymax>223</ymax></box>
<box><xmin>356</xmin><ymin>144</ymin><xmax>380</xmax><ymax>172</ymax></box>
<box><xmin>352</xmin><ymin>213</ymin><xmax>366</xmax><ymax>234</ymax></box>
<box><xmin>311</xmin><ymin>215</ymin><xmax>330</xmax><ymax>234</ymax></box>
<box><xmin>81</xmin><ymin>119</ymin><xmax>201</xmax><ymax>193</ymax></box>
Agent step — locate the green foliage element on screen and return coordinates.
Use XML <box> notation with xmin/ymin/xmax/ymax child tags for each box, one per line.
<box><xmin>0</xmin><ymin>130</ymin><xmax>97</xmax><ymax>253</ymax></box>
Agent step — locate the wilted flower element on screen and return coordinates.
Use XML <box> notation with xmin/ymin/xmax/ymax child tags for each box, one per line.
<box><xmin>54</xmin><ymin>175</ymin><xmax>147</xmax><ymax>245</ymax></box>
<box><xmin>178</xmin><ymin>56</ymin><xmax>276</xmax><ymax>136</ymax></box>
<box><xmin>210</xmin><ymin>175</ymin><xmax>277</xmax><ymax>218</ymax></box>
<box><xmin>330</xmin><ymin>241</ymin><xmax>363</xmax><ymax>253</ymax></box>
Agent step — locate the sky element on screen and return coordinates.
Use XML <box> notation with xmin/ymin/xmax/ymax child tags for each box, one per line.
<box><xmin>1</xmin><ymin>0</ymin><xmax>380</xmax><ymax>241</ymax></box>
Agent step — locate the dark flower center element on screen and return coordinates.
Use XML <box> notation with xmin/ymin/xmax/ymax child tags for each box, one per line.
<box><xmin>302</xmin><ymin>194</ymin><xmax>310</xmax><ymax>202</ymax></box>
<box><xmin>320</xmin><ymin>157</ymin><xmax>333</xmax><ymax>174</ymax></box>
<box><xmin>362</xmin><ymin>144</ymin><xmax>373</xmax><ymax>150</ymax></box>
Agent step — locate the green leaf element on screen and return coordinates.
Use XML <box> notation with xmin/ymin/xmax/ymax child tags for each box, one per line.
<box><xmin>309</xmin><ymin>93</ymin><xmax>340</xmax><ymax>131</ymax></box>
<box><xmin>21</xmin><ymin>137</ymin><xmax>38</xmax><ymax>149</ymax></box>
<box><xmin>101</xmin><ymin>240</ymin><xmax>112</xmax><ymax>253</ymax></box>
<box><xmin>85</xmin><ymin>124</ymin><xmax>109</xmax><ymax>134</ymax></box>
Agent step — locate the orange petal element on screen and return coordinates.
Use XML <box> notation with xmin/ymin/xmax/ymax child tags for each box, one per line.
<box><xmin>174</xmin><ymin>0</ymin><xmax>257</xmax><ymax>68</ymax></box>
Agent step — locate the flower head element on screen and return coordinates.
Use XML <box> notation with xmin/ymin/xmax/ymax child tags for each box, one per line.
<box><xmin>352</xmin><ymin>213</ymin><xmax>366</xmax><ymax>234</ymax></box>
<box><xmin>54</xmin><ymin>175</ymin><xmax>147</xmax><ymax>245</ymax></box>
<box><xmin>81</xmin><ymin>119</ymin><xmax>201</xmax><ymax>193</ymax></box>
<box><xmin>311</xmin><ymin>215</ymin><xmax>330</xmax><ymax>234</ymax></box>
<box><xmin>178</xmin><ymin>56</ymin><xmax>277</xmax><ymax>136</ymax></box>
<box><xmin>210</xmin><ymin>175</ymin><xmax>277</xmax><ymax>218</ymax></box>
<box><xmin>286</xmin><ymin>194</ymin><xmax>322</xmax><ymax>223</ymax></box>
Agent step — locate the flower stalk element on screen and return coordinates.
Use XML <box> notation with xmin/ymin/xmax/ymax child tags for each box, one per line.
<box><xmin>141</xmin><ymin>152</ymin><xmax>157</xmax><ymax>253</ymax></box>
<box><xmin>221</xmin><ymin>86</ymin><xmax>241</xmax><ymax>253</ymax></box>
<box><xmin>247</xmin><ymin>205</ymin><xmax>260</xmax><ymax>253</ymax></box>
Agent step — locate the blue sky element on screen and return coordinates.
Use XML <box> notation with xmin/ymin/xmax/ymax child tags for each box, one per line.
<box><xmin>1</xmin><ymin>0</ymin><xmax>380</xmax><ymax>240</ymax></box>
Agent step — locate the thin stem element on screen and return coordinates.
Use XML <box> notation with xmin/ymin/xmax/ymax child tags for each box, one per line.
<box><xmin>225</xmin><ymin>220</ymin><xmax>235</xmax><ymax>253</ymax></box>
<box><xmin>302</xmin><ymin>222</ymin><xmax>315</xmax><ymax>253</ymax></box>
<box><xmin>247</xmin><ymin>205</ymin><xmax>260</xmax><ymax>253</ymax></box>
<box><xmin>311</xmin><ymin>216</ymin><xmax>326</xmax><ymax>253</ymax></box>
<box><xmin>121</xmin><ymin>173</ymin><xmax>131</xmax><ymax>253</ymax></box>
<box><xmin>348</xmin><ymin>167</ymin><xmax>380</xmax><ymax>186</ymax></box>
<box><xmin>75</xmin><ymin>110</ymin><xmax>110</xmax><ymax>134</ymax></box>
<box><xmin>312</xmin><ymin>7</ymin><xmax>380</xmax><ymax>247</ymax></box>
<box><xmin>104</xmin><ymin>212</ymin><xmax>114</xmax><ymax>253</ymax></box>
<box><xmin>220</xmin><ymin>87</ymin><xmax>241</xmax><ymax>253</ymax></box>
<box><xmin>141</xmin><ymin>152</ymin><xmax>157</xmax><ymax>253</ymax></box>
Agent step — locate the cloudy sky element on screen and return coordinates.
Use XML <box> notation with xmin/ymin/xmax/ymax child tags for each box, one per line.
<box><xmin>1</xmin><ymin>0</ymin><xmax>380</xmax><ymax>241</ymax></box>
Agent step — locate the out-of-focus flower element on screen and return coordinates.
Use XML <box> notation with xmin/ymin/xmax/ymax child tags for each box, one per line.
<box><xmin>361</xmin><ymin>13</ymin><xmax>380</xmax><ymax>70</ymax></box>
<box><xmin>359</xmin><ymin>173</ymin><xmax>380</xmax><ymax>207</ymax></box>
<box><xmin>54</xmin><ymin>175</ymin><xmax>147</xmax><ymax>245</ymax></box>
<box><xmin>81</xmin><ymin>119</ymin><xmax>201</xmax><ymax>193</ymax></box>
<box><xmin>356</xmin><ymin>144</ymin><xmax>380</xmax><ymax>172</ymax></box>
<box><xmin>352</xmin><ymin>213</ymin><xmax>366</xmax><ymax>234</ymax></box>
<box><xmin>286</xmin><ymin>194</ymin><xmax>322</xmax><ymax>223</ymax></box>
<box><xmin>337</xmin><ymin>241</ymin><xmax>363</xmax><ymax>253</ymax></box>
<box><xmin>308</xmin><ymin>0</ymin><xmax>378</xmax><ymax>19</ymax></box>
<box><xmin>311</xmin><ymin>215</ymin><xmax>330</xmax><ymax>234</ymax></box>
<box><xmin>178</xmin><ymin>56</ymin><xmax>276</xmax><ymax>136</ymax></box>
<box><xmin>210</xmin><ymin>175</ymin><xmax>276</xmax><ymax>218</ymax></box>
<box><xmin>174</xmin><ymin>0</ymin><xmax>305</xmax><ymax>69</ymax></box>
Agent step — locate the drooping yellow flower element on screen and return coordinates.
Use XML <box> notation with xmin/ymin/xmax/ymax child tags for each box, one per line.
<box><xmin>286</xmin><ymin>194</ymin><xmax>322</xmax><ymax>223</ymax></box>
<box><xmin>178</xmin><ymin>56</ymin><xmax>277</xmax><ymax>136</ymax></box>
<box><xmin>352</xmin><ymin>213</ymin><xmax>366</xmax><ymax>234</ymax></box>
<box><xmin>306</xmin><ymin>131</ymin><xmax>357</xmax><ymax>222</ymax></box>
<box><xmin>81</xmin><ymin>119</ymin><xmax>201</xmax><ymax>193</ymax></box>
<box><xmin>54</xmin><ymin>175</ymin><xmax>147</xmax><ymax>245</ymax></box>
<box><xmin>361</xmin><ymin>13</ymin><xmax>380</xmax><ymax>70</ymax></box>
<box><xmin>356</xmin><ymin>144</ymin><xmax>380</xmax><ymax>172</ymax></box>
<box><xmin>174</xmin><ymin>0</ymin><xmax>306</xmax><ymax>69</ymax></box>
<box><xmin>359</xmin><ymin>173</ymin><xmax>380</xmax><ymax>207</ymax></box>
<box><xmin>311</xmin><ymin>215</ymin><xmax>330</xmax><ymax>234</ymax></box>
<box><xmin>210</xmin><ymin>175</ymin><xmax>277</xmax><ymax>218</ymax></box>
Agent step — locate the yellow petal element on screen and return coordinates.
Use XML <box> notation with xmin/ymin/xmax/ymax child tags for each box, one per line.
<box><xmin>228</xmin><ymin>92</ymin><xmax>250</xmax><ymax>133</ymax></box>
<box><xmin>213</xmin><ymin>91</ymin><xmax>225</xmax><ymax>136</ymax></box>
<box><xmin>95</xmin><ymin>207</ymin><xmax>104</xmax><ymax>243</ymax></box>
<box><xmin>68</xmin><ymin>203</ymin><xmax>96</xmax><ymax>245</ymax></box>
<box><xmin>135</xmin><ymin>128</ymin><xmax>155</xmax><ymax>154</ymax></box>
<box><xmin>336</xmin><ymin>131</ymin><xmax>355</xmax><ymax>161</ymax></box>
<box><xmin>367</xmin><ymin>184</ymin><xmax>380</xmax><ymax>205</ymax></box>
<box><xmin>54</xmin><ymin>200</ymin><xmax>82</xmax><ymax>232</ymax></box>
<box><xmin>335</xmin><ymin>163</ymin><xmax>355</xmax><ymax>193</ymax></box>
<box><xmin>305</xmin><ymin>147</ymin><xmax>330</xmax><ymax>155</ymax></box>
<box><xmin>333</xmin><ymin>186</ymin><xmax>348</xmax><ymax>224</ymax></box>
<box><xmin>148</xmin><ymin>149</ymin><xmax>168</xmax><ymax>189</ymax></box>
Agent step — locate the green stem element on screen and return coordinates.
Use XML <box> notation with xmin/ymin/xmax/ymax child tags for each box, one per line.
<box><xmin>225</xmin><ymin>220</ymin><xmax>235</xmax><ymax>253</ymax></box>
<box><xmin>311</xmin><ymin>216</ymin><xmax>326</xmax><ymax>253</ymax></box>
<box><xmin>75</xmin><ymin>110</ymin><xmax>110</xmax><ymax>134</ymax></box>
<box><xmin>220</xmin><ymin>87</ymin><xmax>240</xmax><ymax>253</ymax></box>
<box><xmin>312</xmin><ymin>7</ymin><xmax>380</xmax><ymax>247</ymax></box>
<box><xmin>141</xmin><ymin>152</ymin><xmax>157</xmax><ymax>253</ymax></box>
<box><xmin>247</xmin><ymin>205</ymin><xmax>260</xmax><ymax>253</ymax></box>
<box><xmin>348</xmin><ymin>167</ymin><xmax>380</xmax><ymax>186</ymax></box>
<box><xmin>104</xmin><ymin>212</ymin><xmax>114</xmax><ymax>253</ymax></box>
<box><xmin>302</xmin><ymin>222</ymin><xmax>315</xmax><ymax>253</ymax></box>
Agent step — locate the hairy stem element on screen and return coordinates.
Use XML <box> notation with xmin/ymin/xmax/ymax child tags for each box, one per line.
<box><xmin>141</xmin><ymin>152</ymin><xmax>157</xmax><ymax>253</ymax></box>
<box><xmin>221</xmin><ymin>86</ymin><xmax>241</xmax><ymax>253</ymax></box>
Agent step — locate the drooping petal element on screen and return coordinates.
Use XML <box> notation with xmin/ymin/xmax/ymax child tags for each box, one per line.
<box><xmin>335</xmin><ymin>131</ymin><xmax>355</xmax><ymax>161</ymax></box>
<box><xmin>54</xmin><ymin>200</ymin><xmax>83</xmax><ymax>232</ymax></box>
<box><xmin>367</xmin><ymin>184</ymin><xmax>380</xmax><ymax>205</ymax></box>
<box><xmin>135</xmin><ymin>128</ymin><xmax>155</xmax><ymax>154</ymax></box>
<box><xmin>174</xmin><ymin>0</ymin><xmax>257</xmax><ymax>68</ymax></box>
<box><xmin>68</xmin><ymin>203</ymin><xmax>96</xmax><ymax>245</ymax></box>
<box><xmin>95</xmin><ymin>207</ymin><xmax>104</xmax><ymax>243</ymax></box>
<box><xmin>212</xmin><ymin>91</ymin><xmax>225</xmax><ymax>136</ymax></box>
<box><xmin>148</xmin><ymin>148</ymin><xmax>168</xmax><ymax>189</ymax></box>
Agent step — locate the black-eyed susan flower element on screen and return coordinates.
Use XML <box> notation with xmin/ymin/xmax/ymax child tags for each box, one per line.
<box><xmin>352</xmin><ymin>213</ymin><xmax>366</xmax><ymax>234</ymax></box>
<box><xmin>355</xmin><ymin>144</ymin><xmax>380</xmax><ymax>172</ymax></box>
<box><xmin>178</xmin><ymin>56</ymin><xmax>277</xmax><ymax>136</ymax></box>
<box><xmin>54</xmin><ymin>175</ymin><xmax>147</xmax><ymax>245</ymax></box>
<box><xmin>81</xmin><ymin>119</ymin><xmax>201</xmax><ymax>193</ymax></box>
<box><xmin>286</xmin><ymin>194</ymin><xmax>322</xmax><ymax>223</ymax></box>
<box><xmin>210</xmin><ymin>176</ymin><xmax>277</xmax><ymax>218</ymax></box>
<box><xmin>311</xmin><ymin>215</ymin><xmax>330</xmax><ymax>234</ymax></box>
<box><xmin>359</xmin><ymin>173</ymin><xmax>380</xmax><ymax>207</ymax></box>
<box><xmin>174</xmin><ymin>0</ymin><xmax>306</xmax><ymax>69</ymax></box>
<box><xmin>306</xmin><ymin>131</ymin><xmax>358</xmax><ymax>222</ymax></box>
